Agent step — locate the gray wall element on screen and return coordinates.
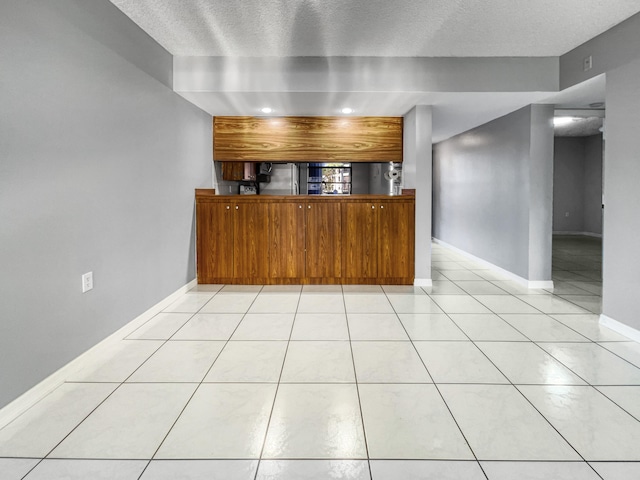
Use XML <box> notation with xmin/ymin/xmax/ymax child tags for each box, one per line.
<box><xmin>558</xmin><ymin>9</ymin><xmax>640</xmax><ymax>332</ymax></box>
<box><xmin>553</xmin><ymin>138</ymin><xmax>588</xmax><ymax>232</ymax></box>
<box><xmin>433</xmin><ymin>105</ymin><xmax>554</xmax><ymax>281</ymax></box>
<box><xmin>602</xmin><ymin>57</ymin><xmax>640</xmax><ymax>331</ymax></box>
<box><xmin>560</xmin><ymin>12</ymin><xmax>640</xmax><ymax>90</ymax></box>
<box><xmin>553</xmin><ymin>136</ymin><xmax>603</xmax><ymax>235</ymax></box>
<box><xmin>0</xmin><ymin>0</ymin><xmax>212</xmax><ymax>408</ymax></box>
<box><xmin>584</xmin><ymin>135</ymin><xmax>604</xmax><ymax>235</ymax></box>
<box><xmin>527</xmin><ymin>105</ymin><xmax>555</xmax><ymax>281</ymax></box>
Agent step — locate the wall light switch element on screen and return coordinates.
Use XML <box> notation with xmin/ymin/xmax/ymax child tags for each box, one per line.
<box><xmin>583</xmin><ymin>55</ymin><xmax>593</xmax><ymax>71</ymax></box>
<box><xmin>565</xmin><ymin>212</ymin><xmax>570</xmax><ymax>217</ymax></box>
<box><xmin>82</xmin><ymin>272</ymin><xmax>93</xmax><ymax>293</ymax></box>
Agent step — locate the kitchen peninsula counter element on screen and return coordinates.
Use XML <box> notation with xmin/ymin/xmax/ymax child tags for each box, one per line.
<box><xmin>196</xmin><ymin>189</ymin><xmax>415</xmax><ymax>285</ymax></box>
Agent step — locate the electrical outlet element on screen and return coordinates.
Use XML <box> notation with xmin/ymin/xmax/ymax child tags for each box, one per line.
<box><xmin>583</xmin><ymin>55</ymin><xmax>593</xmax><ymax>71</ymax></box>
<box><xmin>82</xmin><ymin>272</ymin><xmax>93</xmax><ymax>293</ymax></box>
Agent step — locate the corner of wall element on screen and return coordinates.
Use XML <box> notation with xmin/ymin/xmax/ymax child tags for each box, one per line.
<box><xmin>527</xmin><ymin>104</ymin><xmax>555</xmax><ymax>281</ymax></box>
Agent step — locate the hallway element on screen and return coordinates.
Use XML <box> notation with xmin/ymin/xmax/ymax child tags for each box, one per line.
<box><xmin>551</xmin><ymin>234</ymin><xmax>602</xmax><ymax>313</ymax></box>
<box><xmin>1</xmin><ymin>243</ymin><xmax>639</xmax><ymax>480</ymax></box>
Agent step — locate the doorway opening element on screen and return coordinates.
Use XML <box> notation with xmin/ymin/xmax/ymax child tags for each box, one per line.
<box><xmin>551</xmin><ymin>108</ymin><xmax>604</xmax><ymax>314</ymax></box>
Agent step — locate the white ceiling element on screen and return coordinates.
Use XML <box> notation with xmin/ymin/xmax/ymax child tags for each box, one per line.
<box><xmin>110</xmin><ymin>0</ymin><xmax>640</xmax><ymax>57</ymax></box>
<box><xmin>110</xmin><ymin>1</ymin><xmax>639</xmax><ymax>142</ymax></box>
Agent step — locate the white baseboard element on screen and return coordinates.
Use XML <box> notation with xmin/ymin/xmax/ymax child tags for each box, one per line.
<box><xmin>433</xmin><ymin>238</ymin><xmax>553</xmax><ymax>290</ymax></box>
<box><xmin>553</xmin><ymin>231</ymin><xmax>603</xmax><ymax>238</ymax></box>
<box><xmin>600</xmin><ymin>314</ymin><xmax>640</xmax><ymax>342</ymax></box>
<box><xmin>414</xmin><ymin>278</ymin><xmax>433</xmax><ymax>287</ymax></box>
<box><xmin>0</xmin><ymin>279</ymin><xmax>197</xmax><ymax>430</ymax></box>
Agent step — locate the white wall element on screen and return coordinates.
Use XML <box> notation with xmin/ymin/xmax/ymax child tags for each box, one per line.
<box><xmin>433</xmin><ymin>105</ymin><xmax>554</xmax><ymax>282</ymax></box>
<box><xmin>0</xmin><ymin>0</ymin><xmax>212</xmax><ymax>408</ymax></box>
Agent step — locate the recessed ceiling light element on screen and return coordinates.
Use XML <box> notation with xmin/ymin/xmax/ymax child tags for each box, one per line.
<box><xmin>553</xmin><ymin>116</ymin><xmax>578</xmax><ymax>126</ymax></box>
<box><xmin>261</xmin><ymin>107</ymin><xmax>272</xmax><ymax>114</ymax></box>
<box><xmin>341</xmin><ymin>107</ymin><xmax>353</xmax><ymax>114</ymax></box>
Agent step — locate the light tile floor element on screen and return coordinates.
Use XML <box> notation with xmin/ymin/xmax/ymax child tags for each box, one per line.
<box><xmin>2</xmin><ymin>238</ymin><xmax>640</xmax><ymax>479</ymax></box>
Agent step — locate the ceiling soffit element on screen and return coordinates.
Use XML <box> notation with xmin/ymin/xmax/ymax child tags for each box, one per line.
<box><xmin>110</xmin><ymin>0</ymin><xmax>640</xmax><ymax>57</ymax></box>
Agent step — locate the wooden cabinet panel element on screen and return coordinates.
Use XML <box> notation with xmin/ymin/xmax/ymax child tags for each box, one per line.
<box><xmin>343</xmin><ymin>202</ymin><xmax>378</xmax><ymax>279</ymax></box>
<box><xmin>270</xmin><ymin>202</ymin><xmax>305</xmax><ymax>278</ymax></box>
<box><xmin>377</xmin><ymin>200</ymin><xmax>415</xmax><ymax>279</ymax></box>
<box><xmin>197</xmin><ymin>201</ymin><xmax>234</xmax><ymax>281</ymax></box>
<box><xmin>221</xmin><ymin>162</ymin><xmax>245</xmax><ymax>181</ymax></box>
<box><xmin>196</xmin><ymin>190</ymin><xmax>414</xmax><ymax>284</ymax></box>
<box><xmin>233</xmin><ymin>202</ymin><xmax>270</xmax><ymax>279</ymax></box>
<box><xmin>306</xmin><ymin>202</ymin><xmax>342</xmax><ymax>279</ymax></box>
<box><xmin>214</xmin><ymin>116</ymin><xmax>403</xmax><ymax>162</ymax></box>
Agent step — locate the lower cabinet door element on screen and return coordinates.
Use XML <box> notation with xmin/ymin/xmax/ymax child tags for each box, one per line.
<box><xmin>233</xmin><ymin>202</ymin><xmax>270</xmax><ymax>280</ymax></box>
<box><xmin>342</xmin><ymin>202</ymin><xmax>378</xmax><ymax>279</ymax></box>
<box><xmin>197</xmin><ymin>201</ymin><xmax>234</xmax><ymax>281</ymax></box>
<box><xmin>378</xmin><ymin>200</ymin><xmax>415</xmax><ymax>279</ymax></box>
<box><xmin>270</xmin><ymin>202</ymin><xmax>306</xmax><ymax>278</ymax></box>
<box><xmin>305</xmin><ymin>201</ymin><xmax>342</xmax><ymax>279</ymax></box>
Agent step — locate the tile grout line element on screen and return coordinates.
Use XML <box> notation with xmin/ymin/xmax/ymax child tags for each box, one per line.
<box><xmin>14</xmin><ymin>291</ymin><xmax>226</xmax><ymax>479</ymax></box>
<box><xmin>426</xmin><ymin>279</ymin><xmax>600</xmax><ymax>473</ymax></box>
<box><xmin>14</xmin><ymin>292</ymin><xmax>216</xmax><ymax>476</ymax></box>
<box><xmin>137</xmin><ymin>284</ymin><xmax>264</xmax><ymax>480</ymax></box>
<box><xmin>384</xmin><ymin>287</ymin><xmax>490</xmax><ymax>480</ymax></box>
<box><xmin>595</xmin><ymin>342</ymin><xmax>640</xmax><ymax>370</ymax></box>
<box><xmin>342</xmin><ymin>285</ymin><xmax>374</xmax><ymax>480</ymax></box>
<box><xmin>9</xmin><ymin>240</ymin><xmax>626</xmax><ymax>477</ymax></box>
<box><xmin>252</xmin><ymin>286</ymin><xmax>302</xmax><ymax>480</ymax></box>
<box><xmin>426</xmin><ymin>270</ymin><xmax>602</xmax><ymax>468</ymax></box>
<box><xmin>17</xmin><ymin>294</ymin><xmax>208</xmax><ymax>475</ymax></box>
<box><xmin>591</xmin><ymin>386</ymin><xmax>640</xmax><ymax>423</ymax></box>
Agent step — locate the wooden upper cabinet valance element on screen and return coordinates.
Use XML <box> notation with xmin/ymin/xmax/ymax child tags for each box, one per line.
<box><xmin>213</xmin><ymin>116</ymin><xmax>403</xmax><ymax>162</ymax></box>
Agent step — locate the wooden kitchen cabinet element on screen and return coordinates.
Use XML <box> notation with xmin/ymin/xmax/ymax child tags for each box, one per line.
<box><xmin>343</xmin><ymin>202</ymin><xmax>378</xmax><ymax>279</ymax></box>
<box><xmin>196</xmin><ymin>190</ymin><xmax>414</xmax><ymax>284</ymax></box>
<box><xmin>221</xmin><ymin>161</ymin><xmax>245</xmax><ymax>181</ymax></box>
<box><xmin>233</xmin><ymin>202</ymin><xmax>270</xmax><ymax>280</ymax></box>
<box><xmin>270</xmin><ymin>201</ymin><xmax>306</xmax><ymax>278</ymax></box>
<box><xmin>305</xmin><ymin>201</ymin><xmax>342</xmax><ymax>280</ymax></box>
<box><xmin>196</xmin><ymin>199</ymin><xmax>234</xmax><ymax>281</ymax></box>
<box><xmin>377</xmin><ymin>200</ymin><xmax>415</xmax><ymax>280</ymax></box>
<box><xmin>214</xmin><ymin>116</ymin><xmax>403</xmax><ymax>162</ymax></box>
<box><xmin>342</xmin><ymin>198</ymin><xmax>415</xmax><ymax>283</ymax></box>
<box><xmin>196</xmin><ymin>191</ymin><xmax>270</xmax><ymax>283</ymax></box>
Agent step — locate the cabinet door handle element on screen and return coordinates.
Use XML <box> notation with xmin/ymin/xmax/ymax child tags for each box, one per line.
<box><xmin>235</xmin><ymin>205</ymin><xmax>239</xmax><ymax>210</ymax></box>
<box><xmin>371</xmin><ymin>205</ymin><xmax>375</xmax><ymax>209</ymax></box>
<box><xmin>308</xmin><ymin>205</ymin><xmax>311</xmax><ymax>209</ymax></box>
<box><xmin>299</xmin><ymin>205</ymin><xmax>302</xmax><ymax>209</ymax></box>
<box><xmin>380</xmin><ymin>205</ymin><xmax>384</xmax><ymax>209</ymax></box>
<box><xmin>226</xmin><ymin>205</ymin><xmax>230</xmax><ymax>210</ymax></box>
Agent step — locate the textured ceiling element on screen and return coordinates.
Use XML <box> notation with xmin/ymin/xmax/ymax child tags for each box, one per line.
<box><xmin>110</xmin><ymin>0</ymin><xmax>640</xmax><ymax>57</ymax></box>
